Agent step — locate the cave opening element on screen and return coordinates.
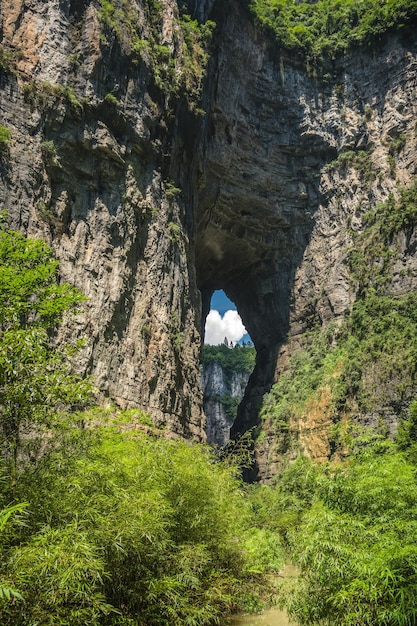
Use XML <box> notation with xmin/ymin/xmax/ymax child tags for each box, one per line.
<box><xmin>204</xmin><ymin>290</ymin><xmax>252</xmax><ymax>346</ymax></box>
<box><xmin>200</xmin><ymin>290</ymin><xmax>256</xmax><ymax>447</ymax></box>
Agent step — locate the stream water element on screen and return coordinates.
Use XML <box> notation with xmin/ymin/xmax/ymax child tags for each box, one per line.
<box><xmin>226</xmin><ymin>564</ymin><xmax>296</xmax><ymax>626</ymax></box>
<box><xmin>227</xmin><ymin>605</ymin><xmax>291</xmax><ymax>626</ymax></box>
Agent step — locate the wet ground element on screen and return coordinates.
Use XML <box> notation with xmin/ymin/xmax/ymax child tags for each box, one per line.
<box><xmin>227</xmin><ymin>563</ymin><xmax>297</xmax><ymax>626</ymax></box>
<box><xmin>228</xmin><ymin>605</ymin><xmax>291</xmax><ymax>626</ymax></box>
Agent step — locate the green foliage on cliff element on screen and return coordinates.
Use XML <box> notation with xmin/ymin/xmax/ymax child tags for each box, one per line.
<box><xmin>202</xmin><ymin>343</ymin><xmax>256</xmax><ymax>377</ymax></box>
<box><xmin>261</xmin><ymin>288</ymin><xmax>417</xmax><ymax>443</ymax></box>
<box><xmin>0</xmin><ymin>126</ymin><xmax>11</xmax><ymax>152</ymax></box>
<box><xmin>98</xmin><ymin>0</ymin><xmax>215</xmax><ymax>108</ymax></box>
<box><xmin>249</xmin><ymin>0</ymin><xmax>417</xmax><ymax>61</ymax></box>
<box><xmin>23</xmin><ymin>81</ymin><xmax>83</xmax><ymax>113</ymax></box>
<box><xmin>0</xmin><ymin>47</ymin><xmax>19</xmax><ymax>74</ymax></box>
<box><xmin>350</xmin><ymin>180</ymin><xmax>417</xmax><ymax>294</ymax></box>
<box><xmin>343</xmin><ymin>291</ymin><xmax>417</xmax><ymax>412</ymax></box>
<box><xmin>260</xmin><ymin>324</ymin><xmax>343</xmax><ymax>432</ymax></box>
<box><xmin>328</xmin><ymin>149</ymin><xmax>376</xmax><ymax>183</ymax></box>
<box><xmin>260</xmin><ymin>179</ymin><xmax>417</xmax><ymax>438</ymax></box>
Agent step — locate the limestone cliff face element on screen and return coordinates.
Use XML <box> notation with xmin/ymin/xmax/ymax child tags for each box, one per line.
<box><xmin>0</xmin><ymin>0</ymin><xmax>205</xmax><ymax>437</ymax></box>
<box><xmin>1</xmin><ymin>0</ymin><xmax>417</xmax><ymax>475</ymax></box>
<box><xmin>201</xmin><ymin>359</ymin><xmax>249</xmax><ymax>447</ymax></box>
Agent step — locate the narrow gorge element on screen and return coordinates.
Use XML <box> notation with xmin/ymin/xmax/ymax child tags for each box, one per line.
<box><xmin>1</xmin><ymin>0</ymin><xmax>417</xmax><ymax>479</ymax></box>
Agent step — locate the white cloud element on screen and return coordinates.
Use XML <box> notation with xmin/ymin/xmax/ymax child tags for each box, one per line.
<box><xmin>204</xmin><ymin>309</ymin><xmax>247</xmax><ymax>345</ymax></box>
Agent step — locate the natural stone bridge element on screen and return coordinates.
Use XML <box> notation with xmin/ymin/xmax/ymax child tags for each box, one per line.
<box><xmin>1</xmin><ymin>0</ymin><xmax>416</xmax><ymax>477</ymax></box>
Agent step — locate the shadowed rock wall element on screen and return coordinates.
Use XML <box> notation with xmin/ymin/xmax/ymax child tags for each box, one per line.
<box><xmin>196</xmin><ymin>2</ymin><xmax>417</xmax><ymax>476</ymax></box>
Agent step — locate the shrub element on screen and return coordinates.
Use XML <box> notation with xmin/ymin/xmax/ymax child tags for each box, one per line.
<box><xmin>2</xmin><ymin>419</ymin><xmax>280</xmax><ymax>625</ymax></box>
<box><xmin>103</xmin><ymin>93</ymin><xmax>119</xmax><ymax>106</ymax></box>
<box><xmin>0</xmin><ymin>126</ymin><xmax>11</xmax><ymax>152</ymax></box>
<box><xmin>284</xmin><ymin>452</ymin><xmax>417</xmax><ymax>626</ymax></box>
<box><xmin>40</xmin><ymin>140</ymin><xmax>57</xmax><ymax>165</ymax></box>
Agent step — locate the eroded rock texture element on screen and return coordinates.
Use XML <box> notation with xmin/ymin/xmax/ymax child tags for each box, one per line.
<box><xmin>201</xmin><ymin>359</ymin><xmax>250</xmax><ymax>447</ymax></box>
<box><xmin>0</xmin><ymin>0</ymin><xmax>205</xmax><ymax>437</ymax></box>
<box><xmin>1</xmin><ymin>0</ymin><xmax>417</xmax><ymax>475</ymax></box>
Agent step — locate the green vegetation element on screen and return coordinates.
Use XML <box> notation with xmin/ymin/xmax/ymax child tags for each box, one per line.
<box><xmin>103</xmin><ymin>92</ymin><xmax>120</xmax><ymax>106</ymax></box>
<box><xmin>268</xmin><ymin>447</ymin><xmax>417</xmax><ymax>626</ymax></box>
<box><xmin>242</xmin><ymin>423</ymin><xmax>417</xmax><ymax>626</ymax></box>
<box><xmin>260</xmin><ymin>324</ymin><xmax>343</xmax><ymax>435</ymax></box>
<box><xmin>23</xmin><ymin>82</ymin><xmax>83</xmax><ymax>112</ymax></box>
<box><xmin>169</xmin><ymin>311</ymin><xmax>185</xmax><ymax>351</ymax></box>
<box><xmin>40</xmin><ymin>140</ymin><xmax>57</xmax><ymax>166</ymax></box>
<box><xmin>165</xmin><ymin>180</ymin><xmax>182</xmax><ymax>199</ymax></box>
<box><xmin>397</xmin><ymin>399</ymin><xmax>417</xmax><ymax>457</ymax></box>
<box><xmin>218</xmin><ymin>393</ymin><xmax>240</xmax><ymax>422</ymax></box>
<box><xmin>261</xmin><ymin>284</ymin><xmax>417</xmax><ymax>441</ymax></box>
<box><xmin>0</xmin><ymin>46</ymin><xmax>23</xmax><ymax>74</ymax></box>
<box><xmin>343</xmin><ymin>292</ymin><xmax>417</xmax><ymax>412</ymax></box>
<box><xmin>176</xmin><ymin>15</ymin><xmax>215</xmax><ymax>109</ymax></box>
<box><xmin>328</xmin><ymin>149</ymin><xmax>376</xmax><ymax>183</ymax></box>
<box><xmin>1</xmin><ymin>415</ymin><xmax>283</xmax><ymax>625</ymax></box>
<box><xmin>0</xmin><ymin>226</ymin><xmax>283</xmax><ymax>625</ymax></box>
<box><xmin>98</xmin><ymin>0</ymin><xmax>215</xmax><ymax>108</ymax></box>
<box><xmin>349</xmin><ymin>180</ymin><xmax>417</xmax><ymax>294</ymax></box>
<box><xmin>388</xmin><ymin>132</ymin><xmax>407</xmax><ymax>156</ymax></box>
<box><xmin>202</xmin><ymin>343</ymin><xmax>256</xmax><ymax>378</ymax></box>
<box><xmin>0</xmin><ymin>222</ymin><xmax>91</xmax><ymax>482</ymax></box>
<box><xmin>3</xmin><ymin>175</ymin><xmax>417</xmax><ymax>623</ymax></box>
<box><xmin>0</xmin><ymin>503</ymin><xmax>26</xmax><ymax>603</ymax></box>
<box><xmin>261</xmin><ymin>179</ymin><xmax>417</xmax><ymax>442</ymax></box>
<box><xmin>249</xmin><ymin>0</ymin><xmax>417</xmax><ymax>62</ymax></box>
<box><xmin>0</xmin><ymin>126</ymin><xmax>11</xmax><ymax>152</ymax></box>
<box><xmin>252</xmin><ymin>178</ymin><xmax>417</xmax><ymax>623</ymax></box>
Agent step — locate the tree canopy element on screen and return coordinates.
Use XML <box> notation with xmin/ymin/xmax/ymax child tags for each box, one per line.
<box><xmin>249</xmin><ymin>0</ymin><xmax>417</xmax><ymax>61</ymax></box>
<box><xmin>0</xmin><ymin>223</ymin><xmax>91</xmax><ymax>481</ymax></box>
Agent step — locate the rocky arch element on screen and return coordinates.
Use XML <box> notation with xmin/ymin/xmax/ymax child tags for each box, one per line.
<box><xmin>195</xmin><ymin>208</ymin><xmax>317</xmax><ymax>447</ymax></box>
<box><xmin>194</xmin><ymin>0</ymin><xmax>330</xmax><ymax>442</ymax></box>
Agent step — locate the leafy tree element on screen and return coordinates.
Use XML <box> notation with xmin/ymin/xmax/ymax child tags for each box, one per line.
<box><xmin>0</xmin><ymin>224</ymin><xmax>91</xmax><ymax>481</ymax></box>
